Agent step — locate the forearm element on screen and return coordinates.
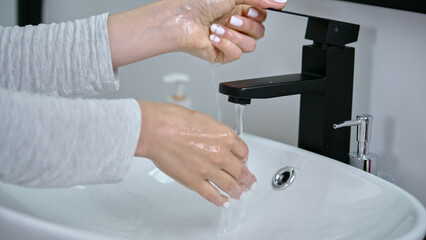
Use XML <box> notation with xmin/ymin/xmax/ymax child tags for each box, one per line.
<box><xmin>108</xmin><ymin>0</ymin><xmax>184</xmax><ymax>68</ymax></box>
<box><xmin>0</xmin><ymin>88</ymin><xmax>141</xmax><ymax>187</ymax></box>
<box><xmin>0</xmin><ymin>14</ymin><xmax>117</xmax><ymax>97</ymax></box>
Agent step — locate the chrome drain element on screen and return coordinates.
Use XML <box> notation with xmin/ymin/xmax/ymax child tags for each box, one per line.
<box><xmin>272</xmin><ymin>166</ymin><xmax>295</xmax><ymax>190</ymax></box>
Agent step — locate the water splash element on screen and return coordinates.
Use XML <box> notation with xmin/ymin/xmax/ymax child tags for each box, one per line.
<box><xmin>217</xmin><ymin>192</ymin><xmax>252</xmax><ymax>239</ymax></box>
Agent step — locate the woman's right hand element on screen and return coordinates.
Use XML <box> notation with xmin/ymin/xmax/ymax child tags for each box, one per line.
<box><xmin>134</xmin><ymin>101</ymin><xmax>256</xmax><ymax>207</ymax></box>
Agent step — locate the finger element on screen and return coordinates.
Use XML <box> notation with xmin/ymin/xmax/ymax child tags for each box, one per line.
<box><xmin>209</xmin><ymin>170</ymin><xmax>246</xmax><ymax>199</ymax></box>
<box><xmin>209</xmin><ymin>34</ymin><xmax>242</xmax><ymax>63</ymax></box>
<box><xmin>195</xmin><ymin>180</ymin><xmax>230</xmax><ymax>208</ymax></box>
<box><xmin>230</xmin><ymin>134</ymin><xmax>249</xmax><ymax>162</ymax></box>
<box><xmin>238</xmin><ymin>0</ymin><xmax>287</xmax><ymax>10</ymax></box>
<box><xmin>211</xmin><ymin>24</ymin><xmax>256</xmax><ymax>53</ymax></box>
<box><xmin>242</xmin><ymin>6</ymin><xmax>267</xmax><ymax>22</ymax></box>
<box><xmin>221</xmin><ymin>154</ymin><xmax>257</xmax><ymax>189</ymax></box>
<box><xmin>228</xmin><ymin>15</ymin><xmax>265</xmax><ymax>39</ymax></box>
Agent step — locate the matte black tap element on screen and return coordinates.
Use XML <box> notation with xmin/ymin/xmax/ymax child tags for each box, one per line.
<box><xmin>219</xmin><ymin>10</ymin><xmax>360</xmax><ymax>163</ymax></box>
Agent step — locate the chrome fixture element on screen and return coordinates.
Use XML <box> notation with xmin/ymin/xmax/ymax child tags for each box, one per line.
<box><xmin>272</xmin><ymin>166</ymin><xmax>295</xmax><ymax>190</ymax></box>
<box><xmin>333</xmin><ymin>114</ymin><xmax>378</xmax><ymax>175</ymax></box>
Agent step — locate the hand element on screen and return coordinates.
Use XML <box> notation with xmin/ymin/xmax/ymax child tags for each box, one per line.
<box><xmin>134</xmin><ymin>101</ymin><xmax>256</xmax><ymax>207</ymax></box>
<box><xmin>108</xmin><ymin>0</ymin><xmax>287</xmax><ymax>67</ymax></box>
<box><xmin>175</xmin><ymin>0</ymin><xmax>287</xmax><ymax>63</ymax></box>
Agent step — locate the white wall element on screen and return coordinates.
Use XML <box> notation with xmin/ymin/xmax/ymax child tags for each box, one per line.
<box><xmin>42</xmin><ymin>0</ymin><xmax>426</xmax><ymax>208</ymax></box>
<box><xmin>284</xmin><ymin>0</ymin><xmax>426</xmax><ymax>208</ymax></box>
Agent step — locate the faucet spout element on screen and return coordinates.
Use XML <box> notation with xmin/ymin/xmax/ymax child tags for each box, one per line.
<box><xmin>218</xmin><ymin>11</ymin><xmax>359</xmax><ymax>163</ymax></box>
<box><xmin>219</xmin><ymin>73</ymin><xmax>326</xmax><ymax>104</ymax></box>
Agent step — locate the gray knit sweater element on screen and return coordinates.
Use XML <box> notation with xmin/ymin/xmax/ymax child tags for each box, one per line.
<box><xmin>0</xmin><ymin>13</ymin><xmax>141</xmax><ymax>188</ymax></box>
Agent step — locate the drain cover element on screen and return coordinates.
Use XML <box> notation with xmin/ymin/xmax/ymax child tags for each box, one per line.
<box><xmin>272</xmin><ymin>166</ymin><xmax>295</xmax><ymax>190</ymax></box>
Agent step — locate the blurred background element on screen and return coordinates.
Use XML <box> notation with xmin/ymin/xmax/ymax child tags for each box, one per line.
<box><xmin>1</xmin><ymin>0</ymin><xmax>425</xmax><ymax>207</ymax></box>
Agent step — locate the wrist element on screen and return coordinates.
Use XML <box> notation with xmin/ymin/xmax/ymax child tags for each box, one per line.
<box><xmin>158</xmin><ymin>0</ymin><xmax>204</xmax><ymax>53</ymax></box>
<box><xmin>108</xmin><ymin>0</ymin><xmax>185</xmax><ymax>67</ymax></box>
<box><xmin>134</xmin><ymin>100</ymin><xmax>153</xmax><ymax>158</ymax></box>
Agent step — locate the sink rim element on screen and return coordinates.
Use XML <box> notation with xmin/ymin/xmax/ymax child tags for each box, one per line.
<box><xmin>245</xmin><ymin>134</ymin><xmax>426</xmax><ymax>240</ymax></box>
<box><xmin>0</xmin><ymin>133</ymin><xmax>425</xmax><ymax>240</ymax></box>
<box><xmin>0</xmin><ymin>204</ymin><xmax>120</xmax><ymax>240</ymax></box>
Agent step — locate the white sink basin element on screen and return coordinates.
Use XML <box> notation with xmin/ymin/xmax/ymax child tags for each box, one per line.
<box><xmin>1</xmin><ymin>134</ymin><xmax>425</xmax><ymax>240</ymax></box>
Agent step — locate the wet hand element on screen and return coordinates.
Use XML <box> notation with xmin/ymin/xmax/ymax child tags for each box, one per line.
<box><xmin>134</xmin><ymin>101</ymin><xmax>257</xmax><ymax>207</ymax></box>
<box><xmin>173</xmin><ymin>0</ymin><xmax>287</xmax><ymax>63</ymax></box>
<box><xmin>108</xmin><ymin>0</ymin><xmax>286</xmax><ymax>67</ymax></box>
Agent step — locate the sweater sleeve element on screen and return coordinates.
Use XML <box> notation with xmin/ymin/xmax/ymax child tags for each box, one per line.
<box><xmin>0</xmin><ymin>13</ymin><xmax>142</xmax><ymax>187</ymax></box>
<box><xmin>0</xmin><ymin>13</ymin><xmax>118</xmax><ymax>97</ymax></box>
<box><xmin>0</xmin><ymin>87</ymin><xmax>141</xmax><ymax>187</ymax></box>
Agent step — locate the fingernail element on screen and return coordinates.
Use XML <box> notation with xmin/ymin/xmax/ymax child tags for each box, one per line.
<box><xmin>249</xmin><ymin>181</ymin><xmax>257</xmax><ymax>191</ymax></box>
<box><xmin>274</xmin><ymin>0</ymin><xmax>287</xmax><ymax>3</ymax></box>
<box><xmin>242</xmin><ymin>173</ymin><xmax>252</xmax><ymax>185</ymax></box>
<box><xmin>248</xmin><ymin>8</ymin><xmax>259</xmax><ymax>18</ymax></box>
<box><xmin>209</xmin><ymin>34</ymin><xmax>220</xmax><ymax>43</ymax></box>
<box><xmin>223</xmin><ymin>201</ymin><xmax>230</xmax><ymax>208</ymax></box>
<box><xmin>211</xmin><ymin>24</ymin><xmax>225</xmax><ymax>35</ymax></box>
<box><xmin>230</xmin><ymin>16</ymin><xmax>243</xmax><ymax>27</ymax></box>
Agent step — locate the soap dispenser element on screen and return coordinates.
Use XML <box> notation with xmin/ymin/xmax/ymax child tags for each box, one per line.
<box><xmin>162</xmin><ymin>73</ymin><xmax>192</xmax><ymax>109</ymax></box>
<box><xmin>333</xmin><ymin>114</ymin><xmax>378</xmax><ymax>175</ymax></box>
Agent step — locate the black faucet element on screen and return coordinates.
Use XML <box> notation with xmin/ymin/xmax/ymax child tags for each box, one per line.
<box><xmin>219</xmin><ymin>10</ymin><xmax>360</xmax><ymax>164</ymax></box>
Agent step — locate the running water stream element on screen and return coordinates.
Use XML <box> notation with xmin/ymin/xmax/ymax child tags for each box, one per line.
<box><xmin>217</xmin><ymin>103</ymin><xmax>252</xmax><ymax>238</ymax></box>
<box><xmin>234</xmin><ymin>104</ymin><xmax>245</xmax><ymax>137</ymax></box>
<box><xmin>209</xmin><ymin>66</ymin><xmax>253</xmax><ymax>238</ymax></box>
